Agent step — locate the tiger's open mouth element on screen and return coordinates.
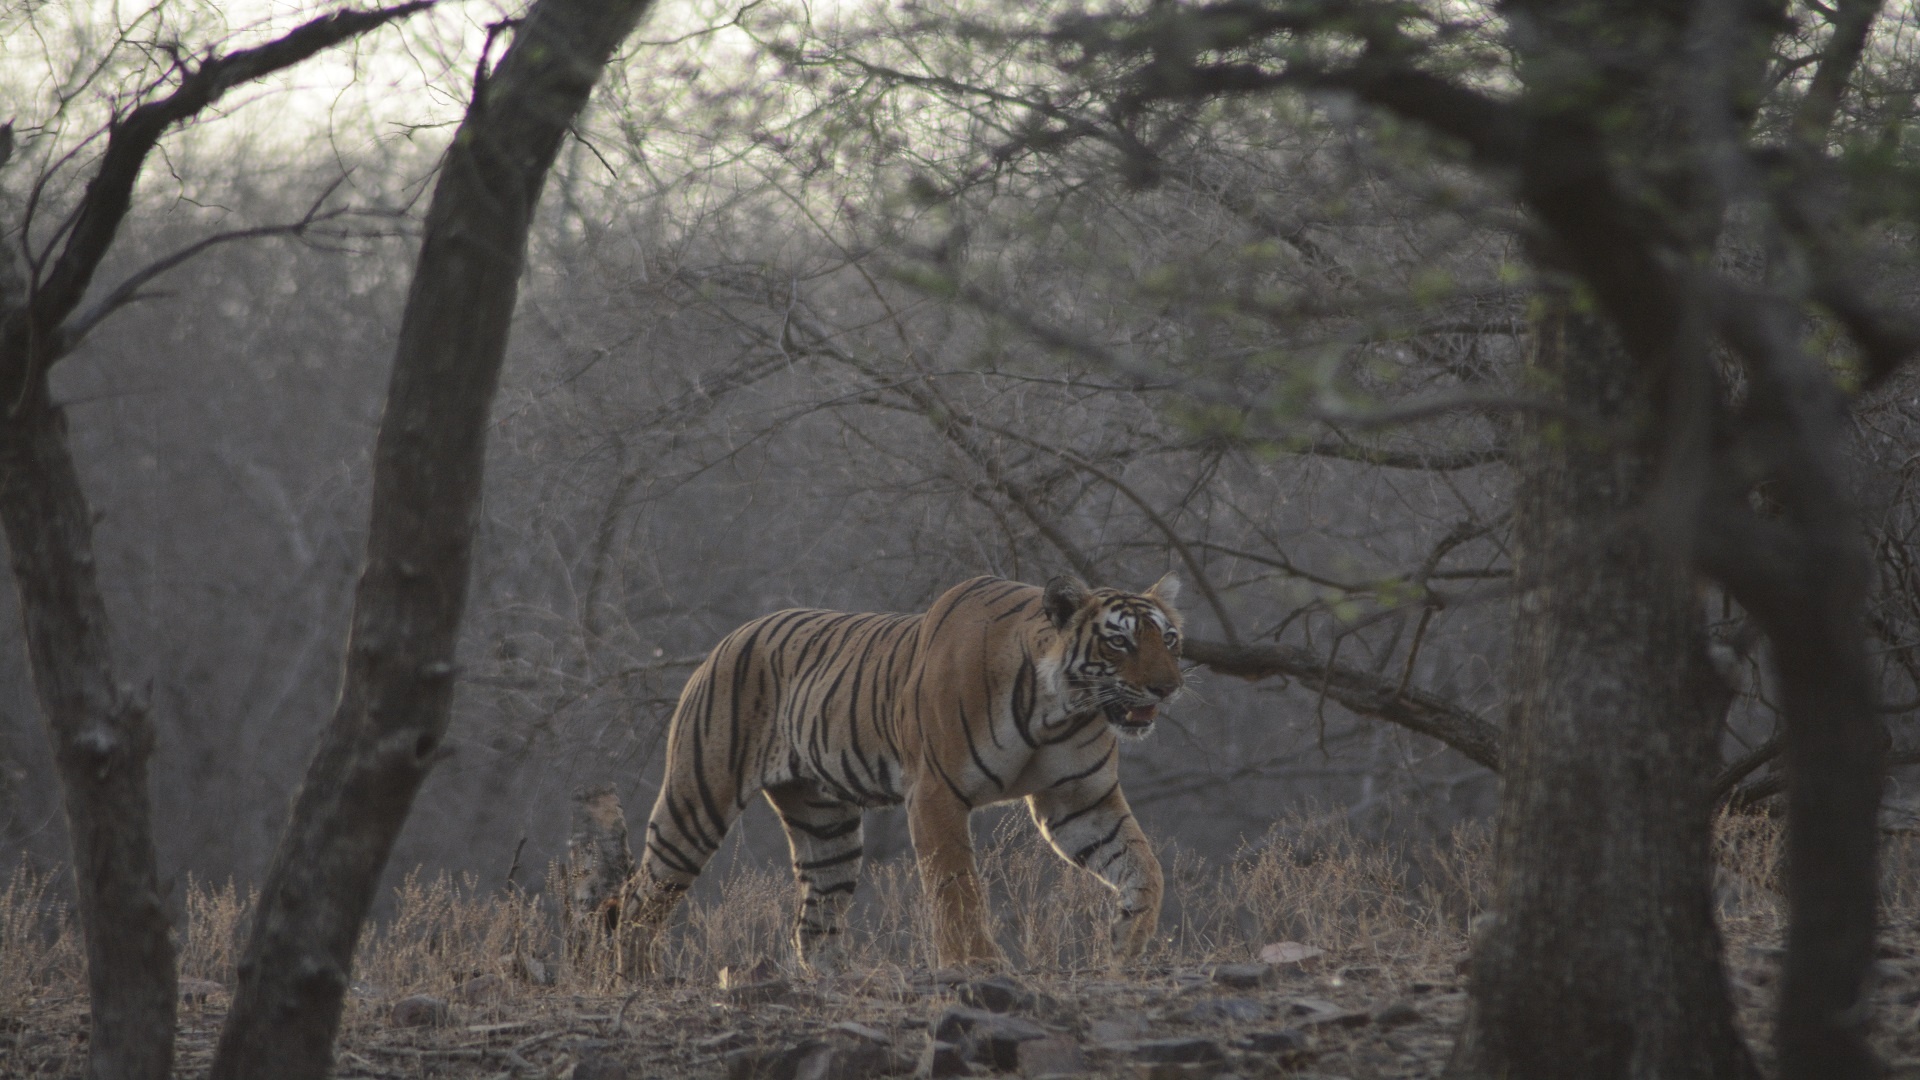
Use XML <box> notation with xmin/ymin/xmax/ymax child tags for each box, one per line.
<box><xmin>1103</xmin><ymin>701</ymin><xmax>1158</xmax><ymax>736</ymax></box>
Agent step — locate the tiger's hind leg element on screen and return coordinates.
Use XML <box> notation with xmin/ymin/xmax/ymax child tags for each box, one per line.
<box><xmin>764</xmin><ymin>781</ymin><xmax>865</xmax><ymax>975</ymax></box>
<box><xmin>627</xmin><ymin>754</ymin><xmax>753</xmax><ymax>979</ymax></box>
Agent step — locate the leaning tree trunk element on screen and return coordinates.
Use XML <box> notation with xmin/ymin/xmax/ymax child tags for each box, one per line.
<box><xmin>0</xmin><ymin>386</ymin><xmax>175</xmax><ymax>1080</ymax></box>
<box><xmin>1447</xmin><ymin>301</ymin><xmax>1755</xmax><ymax>1079</ymax></box>
<box><xmin>210</xmin><ymin>1</ymin><xmax>653</xmax><ymax>1075</ymax></box>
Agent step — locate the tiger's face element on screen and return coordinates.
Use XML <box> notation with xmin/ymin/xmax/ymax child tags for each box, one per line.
<box><xmin>1043</xmin><ymin>573</ymin><xmax>1185</xmax><ymax>739</ymax></box>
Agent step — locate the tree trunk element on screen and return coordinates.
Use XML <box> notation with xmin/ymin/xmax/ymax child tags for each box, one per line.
<box><xmin>0</xmin><ymin>385</ymin><xmax>175</xmax><ymax>1080</ymax></box>
<box><xmin>1447</xmin><ymin>301</ymin><xmax>1755</xmax><ymax>1080</ymax></box>
<box><xmin>566</xmin><ymin>784</ymin><xmax>637</xmax><ymax>963</ymax></box>
<box><xmin>1698</xmin><ymin>302</ymin><xmax>1887</xmax><ymax>1079</ymax></box>
<box><xmin>210</xmin><ymin>2</ymin><xmax>653</xmax><ymax>1075</ymax></box>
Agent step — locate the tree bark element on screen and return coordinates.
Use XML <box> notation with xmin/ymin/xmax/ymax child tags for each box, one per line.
<box><xmin>1698</xmin><ymin>297</ymin><xmax>1888</xmax><ymax>1079</ymax></box>
<box><xmin>1447</xmin><ymin>302</ymin><xmax>1755</xmax><ymax>1080</ymax></box>
<box><xmin>566</xmin><ymin>784</ymin><xmax>637</xmax><ymax>962</ymax></box>
<box><xmin>0</xmin><ymin>386</ymin><xmax>174</xmax><ymax>1080</ymax></box>
<box><xmin>0</xmin><ymin>11</ymin><xmax>429</xmax><ymax>1078</ymax></box>
<box><xmin>210</xmin><ymin>2</ymin><xmax>653</xmax><ymax>1075</ymax></box>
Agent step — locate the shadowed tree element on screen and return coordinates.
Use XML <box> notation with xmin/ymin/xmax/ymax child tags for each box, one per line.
<box><xmin>0</xmin><ymin>7</ymin><xmax>431</xmax><ymax>1077</ymax></box>
<box><xmin>209</xmin><ymin>0</ymin><xmax>656</xmax><ymax>1075</ymax></box>
<box><xmin>1040</xmin><ymin>0</ymin><xmax>1916</xmax><ymax>1075</ymax></box>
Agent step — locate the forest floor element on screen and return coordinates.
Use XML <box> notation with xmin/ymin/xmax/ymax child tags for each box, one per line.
<box><xmin>7</xmin><ymin>812</ymin><xmax>1920</xmax><ymax>1078</ymax></box>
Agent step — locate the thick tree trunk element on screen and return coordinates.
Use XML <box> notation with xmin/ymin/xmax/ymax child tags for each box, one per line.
<box><xmin>1700</xmin><ymin>304</ymin><xmax>1887</xmax><ymax>1078</ymax></box>
<box><xmin>1770</xmin><ymin>589</ymin><xmax>1883</xmax><ymax>1077</ymax></box>
<box><xmin>210</xmin><ymin>2</ymin><xmax>653</xmax><ymax>1075</ymax></box>
<box><xmin>1447</xmin><ymin>303</ymin><xmax>1754</xmax><ymax>1079</ymax></box>
<box><xmin>0</xmin><ymin>386</ymin><xmax>175</xmax><ymax>1080</ymax></box>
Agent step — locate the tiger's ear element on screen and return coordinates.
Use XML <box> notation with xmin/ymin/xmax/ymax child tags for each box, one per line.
<box><xmin>1043</xmin><ymin>575</ymin><xmax>1091</xmax><ymax>630</ymax></box>
<box><xmin>1148</xmin><ymin>572</ymin><xmax>1182</xmax><ymax>605</ymax></box>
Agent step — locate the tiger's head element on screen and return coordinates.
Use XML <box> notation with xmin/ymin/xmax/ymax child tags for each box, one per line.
<box><xmin>1042</xmin><ymin>573</ymin><xmax>1185</xmax><ymax>739</ymax></box>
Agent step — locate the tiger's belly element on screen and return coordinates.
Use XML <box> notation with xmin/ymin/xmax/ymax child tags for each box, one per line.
<box><xmin>767</xmin><ymin>724</ymin><xmax>908</xmax><ymax>809</ymax></box>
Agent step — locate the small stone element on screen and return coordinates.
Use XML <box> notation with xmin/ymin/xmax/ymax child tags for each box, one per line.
<box><xmin>452</xmin><ymin>973</ymin><xmax>507</xmax><ymax>1003</ymax></box>
<box><xmin>573</xmin><ymin>1054</ymin><xmax>629</xmax><ymax>1080</ymax></box>
<box><xmin>934</xmin><ymin>1007</ymin><xmax>1050</xmax><ymax>1070</ymax></box>
<box><xmin>1290</xmin><ymin>999</ymin><xmax>1367</xmax><ymax>1022</ymax></box>
<box><xmin>1126</xmin><ymin>1038</ymin><xmax>1225</xmax><ymax>1064</ymax></box>
<box><xmin>1373</xmin><ymin>1001</ymin><xmax>1422</xmax><ymax>1026</ymax></box>
<box><xmin>723</xmin><ymin>978</ymin><xmax>794</xmax><ymax>1006</ymax></box>
<box><xmin>1131</xmin><ymin>1064</ymin><xmax>1216</xmax><ymax>1080</ymax></box>
<box><xmin>1087</xmin><ymin>1014</ymin><xmax>1150</xmax><ymax>1046</ymax></box>
<box><xmin>1178</xmin><ymin>997</ymin><xmax>1267</xmax><ymax>1024</ymax></box>
<box><xmin>918</xmin><ymin>1040</ymin><xmax>971</xmax><ymax>1078</ymax></box>
<box><xmin>795</xmin><ymin>1042</ymin><xmax>896</xmax><ymax>1080</ymax></box>
<box><xmin>722</xmin><ymin>960</ymin><xmax>782</xmax><ymax>989</ymax></box>
<box><xmin>1257</xmin><ymin>942</ymin><xmax>1325</xmax><ymax>972</ymax></box>
<box><xmin>1017</xmin><ymin>1036</ymin><xmax>1088</xmax><ymax>1078</ymax></box>
<box><xmin>1209</xmin><ymin>963</ymin><xmax>1275</xmax><ymax>989</ymax></box>
<box><xmin>1233</xmin><ymin>1030</ymin><xmax>1308</xmax><ymax>1055</ymax></box>
<box><xmin>390</xmin><ymin>994</ymin><xmax>450</xmax><ymax>1028</ymax></box>
<box><xmin>959</xmin><ymin>975</ymin><xmax>1039</xmax><ymax>1013</ymax></box>
<box><xmin>516</xmin><ymin>953</ymin><xmax>553</xmax><ymax>986</ymax></box>
<box><xmin>726</xmin><ymin>1041</ymin><xmax>825</xmax><ymax>1080</ymax></box>
<box><xmin>1409</xmin><ymin>981</ymin><xmax>1437</xmax><ymax>994</ymax></box>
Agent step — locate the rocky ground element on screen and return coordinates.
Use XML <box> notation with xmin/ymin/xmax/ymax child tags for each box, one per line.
<box><xmin>12</xmin><ymin>931</ymin><xmax>1920</xmax><ymax>1079</ymax></box>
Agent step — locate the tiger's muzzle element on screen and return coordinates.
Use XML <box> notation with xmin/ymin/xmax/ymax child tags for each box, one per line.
<box><xmin>1100</xmin><ymin>675</ymin><xmax>1181</xmax><ymax>739</ymax></box>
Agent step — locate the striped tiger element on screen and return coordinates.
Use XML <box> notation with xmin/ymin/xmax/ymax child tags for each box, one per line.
<box><xmin>623</xmin><ymin>574</ymin><xmax>1184</xmax><ymax>973</ymax></box>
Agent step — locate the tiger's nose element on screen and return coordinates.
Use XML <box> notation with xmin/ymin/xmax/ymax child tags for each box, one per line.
<box><xmin>1148</xmin><ymin>678</ymin><xmax>1180</xmax><ymax>700</ymax></box>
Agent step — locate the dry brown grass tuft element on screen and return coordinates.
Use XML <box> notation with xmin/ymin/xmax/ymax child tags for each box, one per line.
<box><xmin>0</xmin><ymin>862</ymin><xmax>83</xmax><ymax>1013</ymax></box>
<box><xmin>177</xmin><ymin>876</ymin><xmax>250</xmax><ymax>985</ymax></box>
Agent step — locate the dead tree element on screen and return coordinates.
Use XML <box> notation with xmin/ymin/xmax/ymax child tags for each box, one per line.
<box><xmin>566</xmin><ymin>784</ymin><xmax>637</xmax><ymax>964</ymax></box>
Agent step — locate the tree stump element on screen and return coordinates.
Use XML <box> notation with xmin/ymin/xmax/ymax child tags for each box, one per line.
<box><xmin>567</xmin><ymin>784</ymin><xmax>637</xmax><ymax>967</ymax></box>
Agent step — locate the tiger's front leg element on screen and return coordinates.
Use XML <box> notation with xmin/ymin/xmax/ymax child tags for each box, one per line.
<box><xmin>1027</xmin><ymin>772</ymin><xmax>1163</xmax><ymax>962</ymax></box>
<box><xmin>907</xmin><ymin>786</ymin><xmax>1006</xmax><ymax>969</ymax></box>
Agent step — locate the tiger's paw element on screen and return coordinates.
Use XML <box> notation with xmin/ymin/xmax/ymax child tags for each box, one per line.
<box><xmin>935</xmin><ymin>938</ymin><xmax>1009</xmax><ymax>972</ymax></box>
<box><xmin>1110</xmin><ymin>905</ymin><xmax>1157</xmax><ymax>962</ymax></box>
<box><xmin>795</xmin><ymin>933</ymin><xmax>848</xmax><ymax>977</ymax></box>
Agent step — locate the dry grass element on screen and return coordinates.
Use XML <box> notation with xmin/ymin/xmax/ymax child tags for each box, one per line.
<box><xmin>1</xmin><ymin>809</ymin><xmax>1819</xmax><ymax>1002</ymax></box>
<box><xmin>0</xmin><ymin>808</ymin><xmax>1496</xmax><ymax>1005</ymax></box>
<box><xmin>15</xmin><ymin>810</ymin><xmax>1920</xmax><ymax>1067</ymax></box>
<box><xmin>0</xmin><ymin>862</ymin><xmax>83</xmax><ymax>1014</ymax></box>
<box><xmin>13</xmin><ymin>812</ymin><xmax>1920</xmax><ymax>1078</ymax></box>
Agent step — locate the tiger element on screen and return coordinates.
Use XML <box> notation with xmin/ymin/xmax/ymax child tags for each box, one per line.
<box><xmin>622</xmin><ymin>573</ymin><xmax>1185</xmax><ymax>974</ymax></box>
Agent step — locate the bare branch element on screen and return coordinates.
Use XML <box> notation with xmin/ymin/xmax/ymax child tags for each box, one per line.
<box><xmin>58</xmin><ymin>178</ymin><xmax>398</xmax><ymax>350</ymax></box>
<box><xmin>1793</xmin><ymin>0</ymin><xmax>1883</xmax><ymax>142</ymax></box>
<box><xmin>2</xmin><ymin>1</ymin><xmax>434</xmax><ymax>398</ymax></box>
<box><xmin>1183</xmin><ymin>637</ymin><xmax>1501</xmax><ymax>770</ymax></box>
<box><xmin>1288</xmin><ymin>434</ymin><xmax>1504</xmax><ymax>471</ymax></box>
